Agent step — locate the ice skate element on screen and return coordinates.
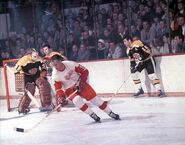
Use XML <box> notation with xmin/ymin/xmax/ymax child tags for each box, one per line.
<box><xmin>157</xmin><ymin>90</ymin><xmax>165</xmax><ymax>97</ymax></box>
<box><xmin>18</xmin><ymin>108</ymin><xmax>30</xmax><ymax>115</ymax></box>
<box><xmin>90</xmin><ymin>113</ymin><xmax>101</xmax><ymax>123</ymax></box>
<box><xmin>109</xmin><ymin>111</ymin><xmax>120</xmax><ymax>120</ymax></box>
<box><xmin>134</xmin><ymin>88</ymin><xmax>144</xmax><ymax>98</ymax></box>
<box><xmin>39</xmin><ymin>106</ymin><xmax>53</xmax><ymax>112</ymax></box>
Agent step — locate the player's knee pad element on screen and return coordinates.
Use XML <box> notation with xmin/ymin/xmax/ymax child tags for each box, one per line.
<box><xmin>26</xmin><ymin>82</ymin><xmax>35</xmax><ymax>95</ymax></box>
<box><xmin>18</xmin><ymin>95</ymin><xmax>31</xmax><ymax>113</ymax></box>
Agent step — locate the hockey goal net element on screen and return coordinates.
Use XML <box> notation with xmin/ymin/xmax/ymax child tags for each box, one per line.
<box><xmin>2</xmin><ymin>59</ymin><xmax>57</xmax><ymax>112</ymax></box>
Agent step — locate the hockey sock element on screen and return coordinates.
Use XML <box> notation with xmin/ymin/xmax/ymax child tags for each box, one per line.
<box><xmin>133</xmin><ymin>79</ymin><xmax>142</xmax><ymax>92</ymax></box>
<box><xmin>72</xmin><ymin>95</ymin><xmax>93</xmax><ymax>115</ymax></box>
<box><xmin>90</xmin><ymin>96</ymin><xmax>112</xmax><ymax>114</ymax></box>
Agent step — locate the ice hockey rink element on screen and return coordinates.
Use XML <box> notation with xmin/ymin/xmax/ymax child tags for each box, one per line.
<box><xmin>1</xmin><ymin>97</ymin><xmax>185</xmax><ymax>145</ymax></box>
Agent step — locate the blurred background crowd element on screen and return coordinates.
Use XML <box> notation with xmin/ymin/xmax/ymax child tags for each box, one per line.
<box><xmin>0</xmin><ymin>0</ymin><xmax>184</xmax><ymax>66</ymax></box>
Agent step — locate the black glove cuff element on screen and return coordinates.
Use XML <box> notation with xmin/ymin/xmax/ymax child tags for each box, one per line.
<box><xmin>130</xmin><ymin>61</ymin><xmax>136</xmax><ymax>68</ymax></box>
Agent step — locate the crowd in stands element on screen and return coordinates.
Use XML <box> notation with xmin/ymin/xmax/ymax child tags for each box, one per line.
<box><xmin>0</xmin><ymin>0</ymin><xmax>184</xmax><ymax>66</ymax></box>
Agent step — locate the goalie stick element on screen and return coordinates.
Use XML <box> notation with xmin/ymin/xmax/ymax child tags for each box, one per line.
<box><xmin>26</xmin><ymin>89</ymin><xmax>41</xmax><ymax>108</ymax></box>
<box><xmin>105</xmin><ymin>73</ymin><xmax>132</xmax><ymax>103</ymax></box>
<box><xmin>14</xmin><ymin>90</ymin><xmax>78</xmax><ymax>133</ymax></box>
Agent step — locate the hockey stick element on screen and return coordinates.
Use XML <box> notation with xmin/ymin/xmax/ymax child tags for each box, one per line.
<box><xmin>14</xmin><ymin>90</ymin><xmax>78</xmax><ymax>133</ymax></box>
<box><xmin>26</xmin><ymin>89</ymin><xmax>41</xmax><ymax>108</ymax></box>
<box><xmin>105</xmin><ymin>73</ymin><xmax>132</xmax><ymax>103</ymax></box>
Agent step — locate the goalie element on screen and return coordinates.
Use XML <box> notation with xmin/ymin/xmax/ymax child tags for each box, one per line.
<box><xmin>14</xmin><ymin>49</ymin><xmax>53</xmax><ymax>114</ymax></box>
<box><xmin>51</xmin><ymin>54</ymin><xmax>120</xmax><ymax>122</ymax></box>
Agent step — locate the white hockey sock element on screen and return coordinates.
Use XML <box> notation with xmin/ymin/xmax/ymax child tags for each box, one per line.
<box><xmin>72</xmin><ymin>95</ymin><xmax>93</xmax><ymax>115</ymax></box>
<box><xmin>154</xmin><ymin>83</ymin><xmax>161</xmax><ymax>91</ymax></box>
<box><xmin>135</xmin><ymin>83</ymin><xmax>142</xmax><ymax>92</ymax></box>
<box><xmin>91</xmin><ymin>96</ymin><xmax>111</xmax><ymax>114</ymax></box>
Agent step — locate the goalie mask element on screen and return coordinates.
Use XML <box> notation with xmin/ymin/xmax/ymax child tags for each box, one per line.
<box><xmin>31</xmin><ymin>49</ymin><xmax>39</xmax><ymax>61</ymax></box>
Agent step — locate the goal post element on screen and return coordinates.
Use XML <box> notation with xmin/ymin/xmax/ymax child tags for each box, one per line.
<box><xmin>3</xmin><ymin>59</ymin><xmax>19</xmax><ymax>112</ymax></box>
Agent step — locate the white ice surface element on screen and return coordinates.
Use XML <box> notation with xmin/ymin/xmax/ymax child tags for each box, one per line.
<box><xmin>1</xmin><ymin>97</ymin><xmax>185</xmax><ymax>145</ymax></box>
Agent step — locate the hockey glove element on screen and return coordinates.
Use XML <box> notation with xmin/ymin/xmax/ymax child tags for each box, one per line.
<box><xmin>56</xmin><ymin>89</ymin><xmax>68</xmax><ymax>107</ymax></box>
<box><xmin>135</xmin><ymin>61</ymin><xmax>143</xmax><ymax>71</ymax></box>
<box><xmin>75</xmin><ymin>78</ymin><xmax>87</xmax><ymax>92</ymax></box>
<box><xmin>130</xmin><ymin>61</ymin><xmax>137</xmax><ymax>73</ymax></box>
<box><xmin>73</xmin><ymin>85</ymin><xmax>80</xmax><ymax>92</ymax></box>
<box><xmin>130</xmin><ymin>66</ymin><xmax>137</xmax><ymax>73</ymax></box>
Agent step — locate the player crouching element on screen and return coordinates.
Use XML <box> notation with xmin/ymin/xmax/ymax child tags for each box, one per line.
<box><xmin>51</xmin><ymin>54</ymin><xmax>120</xmax><ymax>122</ymax></box>
<box><xmin>14</xmin><ymin>49</ymin><xmax>53</xmax><ymax>114</ymax></box>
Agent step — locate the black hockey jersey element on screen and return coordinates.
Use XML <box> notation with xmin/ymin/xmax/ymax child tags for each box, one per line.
<box><xmin>127</xmin><ymin>40</ymin><xmax>152</xmax><ymax>62</ymax></box>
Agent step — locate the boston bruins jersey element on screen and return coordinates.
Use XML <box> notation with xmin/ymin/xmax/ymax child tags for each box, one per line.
<box><xmin>14</xmin><ymin>55</ymin><xmax>45</xmax><ymax>76</ymax></box>
<box><xmin>127</xmin><ymin>40</ymin><xmax>152</xmax><ymax>62</ymax></box>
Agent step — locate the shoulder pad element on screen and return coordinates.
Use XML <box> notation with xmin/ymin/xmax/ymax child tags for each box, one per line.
<box><xmin>132</xmin><ymin>40</ymin><xmax>144</xmax><ymax>48</ymax></box>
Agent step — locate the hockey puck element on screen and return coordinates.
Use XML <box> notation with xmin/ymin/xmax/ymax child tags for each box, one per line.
<box><xmin>14</xmin><ymin>127</ymin><xmax>25</xmax><ymax>133</ymax></box>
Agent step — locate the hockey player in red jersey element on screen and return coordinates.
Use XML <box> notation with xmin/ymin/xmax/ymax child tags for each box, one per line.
<box><xmin>122</xmin><ymin>35</ymin><xmax>165</xmax><ymax>97</ymax></box>
<box><xmin>50</xmin><ymin>54</ymin><xmax>120</xmax><ymax>122</ymax></box>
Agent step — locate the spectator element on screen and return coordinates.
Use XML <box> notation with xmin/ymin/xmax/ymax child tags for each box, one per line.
<box><xmin>149</xmin><ymin>38</ymin><xmax>160</xmax><ymax>55</ymax></box>
<box><xmin>27</xmin><ymin>36</ymin><xmax>36</xmax><ymax>49</ymax></box>
<box><xmin>70</xmin><ymin>44</ymin><xmax>79</xmax><ymax>61</ymax></box>
<box><xmin>1</xmin><ymin>51</ymin><xmax>11</xmax><ymax>60</ymax></box>
<box><xmin>115</xmin><ymin>24</ymin><xmax>128</xmax><ymax>44</ymax></box>
<box><xmin>172</xmin><ymin>35</ymin><xmax>185</xmax><ymax>53</ymax></box>
<box><xmin>77</xmin><ymin>44</ymin><xmax>90</xmax><ymax>61</ymax></box>
<box><xmin>141</xmin><ymin>20</ymin><xmax>156</xmax><ymax>45</ymax></box>
<box><xmin>156</xmin><ymin>20</ymin><xmax>170</xmax><ymax>38</ymax></box>
<box><xmin>135</xmin><ymin>17</ymin><xmax>143</xmax><ymax>31</ymax></box>
<box><xmin>107</xmin><ymin>41</ymin><xmax>123</xmax><ymax>59</ymax></box>
<box><xmin>97</xmin><ymin>39</ymin><xmax>108</xmax><ymax>59</ymax></box>
<box><xmin>99</xmin><ymin>28</ymin><xmax>114</xmax><ymax>42</ymax></box>
<box><xmin>66</xmin><ymin>33</ymin><xmax>79</xmax><ymax>58</ymax></box>
<box><xmin>131</xmin><ymin>24</ymin><xmax>141</xmax><ymax>39</ymax></box>
<box><xmin>17</xmin><ymin>48</ymin><xmax>26</xmax><ymax>58</ymax></box>
<box><xmin>159</xmin><ymin>33</ymin><xmax>171</xmax><ymax>54</ymax></box>
<box><xmin>80</xmin><ymin>31</ymin><xmax>96</xmax><ymax>60</ymax></box>
<box><xmin>154</xmin><ymin>5</ymin><xmax>164</xmax><ymax>19</ymax></box>
<box><xmin>170</xmin><ymin>14</ymin><xmax>184</xmax><ymax>38</ymax></box>
<box><xmin>58</xmin><ymin>49</ymin><xmax>66</xmax><ymax>57</ymax></box>
<box><xmin>176</xmin><ymin>1</ymin><xmax>185</xmax><ymax>16</ymax></box>
<box><xmin>176</xmin><ymin>14</ymin><xmax>185</xmax><ymax>37</ymax></box>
